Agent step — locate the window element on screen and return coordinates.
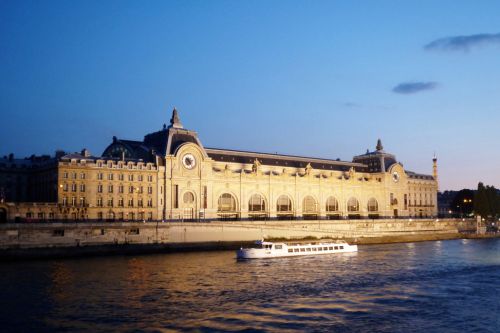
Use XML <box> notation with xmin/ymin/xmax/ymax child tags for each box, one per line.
<box><xmin>147</xmin><ymin>199</ymin><xmax>153</xmax><ymax>207</ymax></box>
<box><xmin>334</xmin><ymin>246</ymin><xmax>339</xmax><ymax>250</ymax></box>
<box><xmin>108</xmin><ymin>173</ymin><xmax>113</xmax><ymax>180</ymax></box>
<box><xmin>98</xmin><ymin>173</ymin><xmax>103</xmax><ymax>180</ymax></box>
<box><xmin>71</xmin><ymin>197</ymin><xmax>76</xmax><ymax>206</ymax></box>
<box><xmin>277</xmin><ymin>195</ymin><xmax>292</xmax><ymax>212</ymax></box>
<box><xmin>203</xmin><ymin>186</ymin><xmax>207</xmax><ymax>209</ymax></box>
<box><xmin>173</xmin><ymin>185</ymin><xmax>178</xmax><ymax>208</ymax></box>
<box><xmin>80</xmin><ymin>184</ymin><xmax>85</xmax><ymax>192</ymax></box>
<box><xmin>119</xmin><ymin>174</ymin><xmax>124</xmax><ymax>181</ymax></box>
<box><xmin>129</xmin><ymin>186</ymin><xmax>134</xmax><ymax>194</ymax></box>
<box><xmin>138</xmin><ymin>198</ymin><xmax>143</xmax><ymax>207</ymax></box>
<box><xmin>367</xmin><ymin>198</ymin><xmax>378</xmax><ymax>212</ymax></box>
<box><xmin>71</xmin><ymin>184</ymin><xmax>77</xmax><ymax>192</ymax></box>
<box><xmin>62</xmin><ymin>197</ymin><xmax>67</xmax><ymax>206</ymax></box>
<box><xmin>326</xmin><ymin>197</ymin><xmax>338</xmax><ymax>212</ymax></box>
<box><xmin>339</xmin><ymin>246</ymin><xmax>344</xmax><ymax>250</ymax></box>
<box><xmin>300</xmin><ymin>248</ymin><xmax>305</xmax><ymax>252</ymax></box>
<box><xmin>148</xmin><ymin>212</ymin><xmax>153</xmax><ymax>221</ymax></box>
<box><xmin>97</xmin><ymin>197</ymin><xmax>103</xmax><ymax>207</ymax></box>
<box><xmin>139</xmin><ymin>186</ymin><xmax>143</xmax><ymax>194</ymax></box>
<box><xmin>306</xmin><ymin>248</ymin><xmax>311</xmax><ymax>251</ymax></box>
<box><xmin>108</xmin><ymin>185</ymin><xmax>113</xmax><ymax>193</ymax></box>
<box><xmin>147</xmin><ymin>175</ymin><xmax>152</xmax><ymax>182</ymax></box>
<box><xmin>80</xmin><ymin>197</ymin><xmax>86</xmax><ymax>206</ymax></box>
<box><xmin>107</xmin><ymin>198</ymin><xmax>113</xmax><ymax>207</ymax></box>
<box><xmin>128</xmin><ymin>198</ymin><xmax>133</xmax><ymax>207</ymax></box>
<box><xmin>183</xmin><ymin>192</ymin><xmax>195</xmax><ymax>204</ymax></box>
<box><xmin>218</xmin><ymin>193</ymin><xmax>236</xmax><ymax>212</ymax></box>
<box><xmin>294</xmin><ymin>248</ymin><xmax>299</xmax><ymax>252</ymax></box>
<box><xmin>80</xmin><ymin>173</ymin><xmax>85</xmax><ymax>179</ymax></box>
<box><xmin>148</xmin><ymin>186</ymin><xmax>153</xmax><ymax>194</ymax></box>
<box><xmin>118</xmin><ymin>198</ymin><xmax>124</xmax><ymax>207</ymax></box>
<box><xmin>329</xmin><ymin>247</ymin><xmax>333</xmax><ymax>250</ymax></box>
<box><xmin>97</xmin><ymin>184</ymin><xmax>103</xmax><ymax>193</ymax></box>
<box><xmin>63</xmin><ymin>183</ymin><xmax>68</xmax><ymax>192</ymax></box>
<box><xmin>275</xmin><ymin>244</ymin><xmax>282</xmax><ymax>250</ymax></box>
<box><xmin>248</xmin><ymin>194</ymin><xmax>266</xmax><ymax>212</ymax></box>
<box><xmin>288</xmin><ymin>249</ymin><xmax>293</xmax><ymax>253</ymax></box>
<box><xmin>347</xmin><ymin>198</ymin><xmax>359</xmax><ymax>212</ymax></box>
<box><xmin>63</xmin><ymin>172</ymin><xmax>68</xmax><ymax>179</ymax></box>
<box><xmin>323</xmin><ymin>247</ymin><xmax>328</xmax><ymax>251</ymax></box>
<box><xmin>72</xmin><ymin>172</ymin><xmax>77</xmax><ymax>179</ymax></box>
<box><xmin>138</xmin><ymin>175</ymin><xmax>143</xmax><ymax>181</ymax></box>
<box><xmin>302</xmin><ymin>196</ymin><xmax>317</xmax><ymax>213</ymax></box>
<box><xmin>128</xmin><ymin>174</ymin><xmax>134</xmax><ymax>181</ymax></box>
<box><xmin>119</xmin><ymin>185</ymin><xmax>124</xmax><ymax>193</ymax></box>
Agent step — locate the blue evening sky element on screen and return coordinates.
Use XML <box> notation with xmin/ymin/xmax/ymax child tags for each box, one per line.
<box><xmin>1</xmin><ymin>0</ymin><xmax>499</xmax><ymax>190</ymax></box>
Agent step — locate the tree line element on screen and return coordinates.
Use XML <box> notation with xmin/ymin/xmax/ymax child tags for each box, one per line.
<box><xmin>473</xmin><ymin>182</ymin><xmax>500</xmax><ymax>219</ymax></box>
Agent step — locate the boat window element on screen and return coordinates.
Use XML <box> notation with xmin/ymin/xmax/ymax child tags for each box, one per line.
<box><xmin>312</xmin><ymin>248</ymin><xmax>317</xmax><ymax>251</ymax></box>
<box><xmin>288</xmin><ymin>249</ymin><xmax>293</xmax><ymax>253</ymax></box>
<box><xmin>323</xmin><ymin>247</ymin><xmax>328</xmax><ymax>250</ymax></box>
<box><xmin>340</xmin><ymin>246</ymin><xmax>344</xmax><ymax>249</ymax></box>
<box><xmin>275</xmin><ymin>245</ymin><xmax>282</xmax><ymax>250</ymax></box>
<box><xmin>318</xmin><ymin>247</ymin><xmax>322</xmax><ymax>251</ymax></box>
<box><xmin>300</xmin><ymin>248</ymin><xmax>305</xmax><ymax>252</ymax></box>
<box><xmin>294</xmin><ymin>248</ymin><xmax>299</xmax><ymax>252</ymax></box>
<box><xmin>329</xmin><ymin>247</ymin><xmax>333</xmax><ymax>250</ymax></box>
<box><xmin>306</xmin><ymin>248</ymin><xmax>311</xmax><ymax>251</ymax></box>
<box><xmin>334</xmin><ymin>246</ymin><xmax>339</xmax><ymax>250</ymax></box>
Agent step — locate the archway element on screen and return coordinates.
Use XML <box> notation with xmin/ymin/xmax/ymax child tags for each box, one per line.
<box><xmin>0</xmin><ymin>208</ymin><xmax>7</xmax><ymax>223</ymax></box>
<box><xmin>347</xmin><ymin>197</ymin><xmax>360</xmax><ymax>219</ymax></box>
<box><xmin>248</xmin><ymin>194</ymin><xmax>267</xmax><ymax>219</ymax></box>
<box><xmin>217</xmin><ymin>193</ymin><xmax>238</xmax><ymax>220</ymax></box>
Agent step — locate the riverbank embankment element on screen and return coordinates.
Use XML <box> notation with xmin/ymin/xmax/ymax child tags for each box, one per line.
<box><xmin>0</xmin><ymin>218</ymin><xmax>491</xmax><ymax>259</ymax></box>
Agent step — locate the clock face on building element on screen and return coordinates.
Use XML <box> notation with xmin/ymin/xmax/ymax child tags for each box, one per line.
<box><xmin>392</xmin><ymin>171</ymin><xmax>400</xmax><ymax>183</ymax></box>
<box><xmin>182</xmin><ymin>154</ymin><xmax>196</xmax><ymax>170</ymax></box>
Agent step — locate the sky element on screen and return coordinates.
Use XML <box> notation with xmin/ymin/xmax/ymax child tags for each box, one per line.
<box><xmin>1</xmin><ymin>0</ymin><xmax>500</xmax><ymax>191</ymax></box>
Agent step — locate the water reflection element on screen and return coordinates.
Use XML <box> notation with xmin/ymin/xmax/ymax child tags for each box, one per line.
<box><xmin>1</xmin><ymin>239</ymin><xmax>499</xmax><ymax>332</ymax></box>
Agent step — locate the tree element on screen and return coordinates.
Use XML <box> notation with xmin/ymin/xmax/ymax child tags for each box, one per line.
<box><xmin>450</xmin><ymin>189</ymin><xmax>474</xmax><ymax>217</ymax></box>
<box><xmin>474</xmin><ymin>182</ymin><xmax>489</xmax><ymax>218</ymax></box>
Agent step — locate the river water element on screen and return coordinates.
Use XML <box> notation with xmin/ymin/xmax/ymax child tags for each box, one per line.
<box><xmin>1</xmin><ymin>239</ymin><xmax>499</xmax><ymax>332</ymax></box>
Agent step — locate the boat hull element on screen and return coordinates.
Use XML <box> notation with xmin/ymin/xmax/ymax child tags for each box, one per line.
<box><xmin>236</xmin><ymin>243</ymin><xmax>358</xmax><ymax>259</ymax></box>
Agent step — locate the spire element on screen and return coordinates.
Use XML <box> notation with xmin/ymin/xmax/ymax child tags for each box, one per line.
<box><xmin>433</xmin><ymin>154</ymin><xmax>438</xmax><ymax>186</ymax></box>
<box><xmin>376</xmin><ymin>139</ymin><xmax>383</xmax><ymax>151</ymax></box>
<box><xmin>169</xmin><ymin>107</ymin><xmax>183</xmax><ymax>129</ymax></box>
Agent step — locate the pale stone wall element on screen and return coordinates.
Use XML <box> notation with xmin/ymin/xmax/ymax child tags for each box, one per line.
<box><xmin>0</xmin><ymin>219</ymin><xmax>475</xmax><ymax>250</ymax></box>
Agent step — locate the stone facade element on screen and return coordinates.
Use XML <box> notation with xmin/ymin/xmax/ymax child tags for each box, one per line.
<box><xmin>0</xmin><ymin>108</ymin><xmax>438</xmax><ymax>222</ymax></box>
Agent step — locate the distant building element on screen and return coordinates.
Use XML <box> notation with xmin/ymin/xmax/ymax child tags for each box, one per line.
<box><xmin>0</xmin><ymin>108</ymin><xmax>438</xmax><ymax>222</ymax></box>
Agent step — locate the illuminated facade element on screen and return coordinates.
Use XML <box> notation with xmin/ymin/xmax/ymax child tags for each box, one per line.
<box><xmin>0</xmin><ymin>109</ymin><xmax>438</xmax><ymax>222</ymax></box>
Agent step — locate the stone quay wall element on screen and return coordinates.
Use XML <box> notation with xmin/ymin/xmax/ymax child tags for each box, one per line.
<box><xmin>0</xmin><ymin>218</ymin><xmax>477</xmax><ymax>258</ymax></box>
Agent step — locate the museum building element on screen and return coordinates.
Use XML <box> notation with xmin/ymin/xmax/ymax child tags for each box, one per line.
<box><xmin>0</xmin><ymin>109</ymin><xmax>438</xmax><ymax>222</ymax></box>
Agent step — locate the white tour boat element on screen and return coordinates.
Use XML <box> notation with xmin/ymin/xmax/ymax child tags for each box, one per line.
<box><xmin>236</xmin><ymin>240</ymin><xmax>358</xmax><ymax>259</ymax></box>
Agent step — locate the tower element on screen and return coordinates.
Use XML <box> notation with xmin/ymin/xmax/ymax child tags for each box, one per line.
<box><xmin>432</xmin><ymin>154</ymin><xmax>438</xmax><ymax>186</ymax></box>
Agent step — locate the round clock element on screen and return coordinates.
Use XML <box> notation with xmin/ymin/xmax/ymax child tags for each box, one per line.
<box><xmin>182</xmin><ymin>154</ymin><xmax>196</xmax><ymax>170</ymax></box>
<box><xmin>392</xmin><ymin>171</ymin><xmax>400</xmax><ymax>183</ymax></box>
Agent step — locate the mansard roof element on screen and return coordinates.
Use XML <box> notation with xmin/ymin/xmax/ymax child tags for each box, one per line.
<box><xmin>205</xmin><ymin>147</ymin><xmax>367</xmax><ymax>172</ymax></box>
<box><xmin>406</xmin><ymin>171</ymin><xmax>435</xmax><ymax>181</ymax></box>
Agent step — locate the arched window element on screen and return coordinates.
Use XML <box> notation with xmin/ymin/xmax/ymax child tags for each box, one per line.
<box><xmin>347</xmin><ymin>197</ymin><xmax>359</xmax><ymax>212</ymax></box>
<box><xmin>326</xmin><ymin>197</ymin><xmax>339</xmax><ymax>212</ymax></box>
<box><xmin>183</xmin><ymin>192</ymin><xmax>195</xmax><ymax>204</ymax></box>
<box><xmin>367</xmin><ymin>198</ymin><xmax>378</xmax><ymax>212</ymax></box>
<box><xmin>302</xmin><ymin>196</ymin><xmax>317</xmax><ymax>213</ymax></box>
<box><xmin>248</xmin><ymin>194</ymin><xmax>266</xmax><ymax>212</ymax></box>
<box><xmin>218</xmin><ymin>193</ymin><xmax>236</xmax><ymax>212</ymax></box>
<box><xmin>277</xmin><ymin>195</ymin><xmax>292</xmax><ymax>212</ymax></box>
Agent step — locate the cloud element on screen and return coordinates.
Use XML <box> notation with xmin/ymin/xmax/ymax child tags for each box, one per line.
<box><xmin>424</xmin><ymin>33</ymin><xmax>500</xmax><ymax>51</ymax></box>
<box><xmin>392</xmin><ymin>82</ymin><xmax>438</xmax><ymax>94</ymax></box>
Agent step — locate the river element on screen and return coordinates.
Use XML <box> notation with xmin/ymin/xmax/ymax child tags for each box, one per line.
<box><xmin>1</xmin><ymin>238</ymin><xmax>499</xmax><ymax>332</ymax></box>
